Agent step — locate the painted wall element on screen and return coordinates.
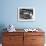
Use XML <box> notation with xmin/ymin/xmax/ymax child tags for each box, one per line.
<box><xmin>0</xmin><ymin>0</ymin><xmax>46</xmax><ymax>43</ymax></box>
<box><xmin>0</xmin><ymin>0</ymin><xmax>46</xmax><ymax>30</ymax></box>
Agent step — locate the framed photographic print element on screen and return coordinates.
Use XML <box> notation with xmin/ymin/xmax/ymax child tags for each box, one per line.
<box><xmin>18</xmin><ymin>7</ymin><xmax>35</xmax><ymax>21</ymax></box>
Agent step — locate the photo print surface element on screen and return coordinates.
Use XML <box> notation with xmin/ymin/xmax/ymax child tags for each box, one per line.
<box><xmin>18</xmin><ymin>7</ymin><xmax>35</xmax><ymax>21</ymax></box>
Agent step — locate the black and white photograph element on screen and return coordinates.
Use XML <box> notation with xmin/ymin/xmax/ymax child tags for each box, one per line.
<box><xmin>18</xmin><ymin>7</ymin><xmax>35</xmax><ymax>21</ymax></box>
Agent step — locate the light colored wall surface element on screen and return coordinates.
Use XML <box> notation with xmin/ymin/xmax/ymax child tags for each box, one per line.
<box><xmin>0</xmin><ymin>0</ymin><xmax>46</xmax><ymax>44</ymax></box>
<box><xmin>0</xmin><ymin>0</ymin><xmax>46</xmax><ymax>30</ymax></box>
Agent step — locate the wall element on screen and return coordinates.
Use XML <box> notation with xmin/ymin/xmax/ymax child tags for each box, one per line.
<box><xmin>0</xmin><ymin>0</ymin><xmax>46</xmax><ymax>30</ymax></box>
<box><xmin>0</xmin><ymin>0</ymin><xmax>46</xmax><ymax>43</ymax></box>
